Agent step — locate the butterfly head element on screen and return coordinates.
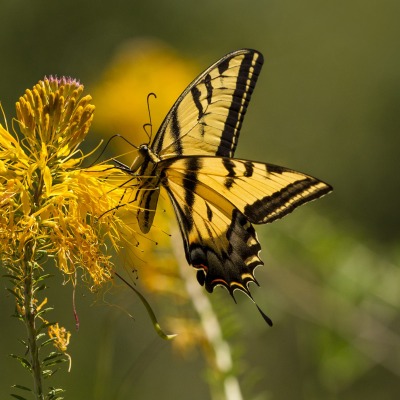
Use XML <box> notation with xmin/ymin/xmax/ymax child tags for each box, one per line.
<box><xmin>138</xmin><ymin>143</ymin><xmax>148</xmax><ymax>154</ymax></box>
<box><xmin>128</xmin><ymin>143</ymin><xmax>160</xmax><ymax>174</ymax></box>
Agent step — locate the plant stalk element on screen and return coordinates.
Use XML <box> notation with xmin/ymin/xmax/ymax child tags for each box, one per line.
<box><xmin>23</xmin><ymin>243</ymin><xmax>44</xmax><ymax>400</ymax></box>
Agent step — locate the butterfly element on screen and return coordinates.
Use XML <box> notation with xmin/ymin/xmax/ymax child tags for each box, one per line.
<box><xmin>115</xmin><ymin>49</ymin><xmax>332</xmax><ymax>325</ymax></box>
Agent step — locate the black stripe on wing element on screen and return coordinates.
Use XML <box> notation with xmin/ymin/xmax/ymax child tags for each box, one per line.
<box><xmin>243</xmin><ymin>164</ymin><xmax>333</xmax><ymax>224</ymax></box>
<box><xmin>151</xmin><ymin>49</ymin><xmax>264</xmax><ymax>159</ymax></box>
<box><xmin>217</xmin><ymin>51</ymin><xmax>263</xmax><ymax>157</ymax></box>
<box><xmin>170</xmin><ymin>109</ymin><xmax>183</xmax><ymax>155</ymax></box>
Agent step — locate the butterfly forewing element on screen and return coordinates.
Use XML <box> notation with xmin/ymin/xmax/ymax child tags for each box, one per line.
<box><xmin>161</xmin><ymin>156</ymin><xmax>332</xmax><ymax>225</ymax></box>
<box><xmin>151</xmin><ymin>49</ymin><xmax>263</xmax><ymax>159</ymax></box>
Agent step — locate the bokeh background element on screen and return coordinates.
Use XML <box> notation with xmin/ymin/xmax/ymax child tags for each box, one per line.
<box><xmin>1</xmin><ymin>1</ymin><xmax>399</xmax><ymax>399</ymax></box>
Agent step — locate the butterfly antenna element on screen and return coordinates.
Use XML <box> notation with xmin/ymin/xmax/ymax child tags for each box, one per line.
<box><xmin>143</xmin><ymin>123</ymin><xmax>152</xmax><ymax>142</ymax></box>
<box><xmin>115</xmin><ymin>135</ymin><xmax>140</xmax><ymax>150</ymax></box>
<box><xmin>87</xmin><ymin>134</ymin><xmax>120</xmax><ymax>167</ymax></box>
<box><xmin>87</xmin><ymin>134</ymin><xmax>139</xmax><ymax>167</ymax></box>
<box><xmin>143</xmin><ymin>92</ymin><xmax>157</xmax><ymax>143</ymax></box>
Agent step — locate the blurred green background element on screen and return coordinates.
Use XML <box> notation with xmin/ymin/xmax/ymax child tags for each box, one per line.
<box><xmin>1</xmin><ymin>0</ymin><xmax>399</xmax><ymax>399</ymax></box>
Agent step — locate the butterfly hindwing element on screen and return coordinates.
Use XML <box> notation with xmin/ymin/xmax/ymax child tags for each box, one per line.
<box><xmin>151</xmin><ymin>49</ymin><xmax>264</xmax><ymax>159</ymax></box>
<box><xmin>163</xmin><ymin>168</ymin><xmax>263</xmax><ymax>298</ymax></box>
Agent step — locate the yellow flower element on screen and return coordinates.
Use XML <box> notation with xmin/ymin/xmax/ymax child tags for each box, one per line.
<box><xmin>1</xmin><ymin>76</ymin><xmax>144</xmax><ymax>392</ymax></box>
<box><xmin>48</xmin><ymin>323</ymin><xmax>71</xmax><ymax>353</ymax></box>
<box><xmin>0</xmin><ymin>76</ymin><xmax>137</xmax><ymax>288</ymax></box>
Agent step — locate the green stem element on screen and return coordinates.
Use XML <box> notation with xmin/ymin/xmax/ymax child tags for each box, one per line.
<box><xmin>23</xmin><ymin>243</ymin><xmax>44</xmax><ymax>400</ymax></box>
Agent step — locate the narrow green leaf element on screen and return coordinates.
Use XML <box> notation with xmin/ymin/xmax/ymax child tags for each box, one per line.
<box><xmin>36</xmin><ymin>320</ymin><xmax>56</xmax><ymax>334</ymax></box>
<box><xmin>11</xmin><ymin>313</ymin><xmax>24</xmax><ymax>321</ymax></box>
<box><xmin>36</xmin><ymin>307</ymin><xmax>54</xmax><ymax>318</ymax></box>
<box><xmin>11</xmin><ymin>385</ymin><xmax>32</xmax><ymax>392</ymax></box>
<box><xmin>34</xmin><ymin>283</ymin><xmax>47</xmax><ymax>293</ymax></box>
<box><xmin>3</xmin><ymin>263</ymin><xmax>21</xmax><ymax>275</ymax></box>
<box><xmin>2</xmin><ymin>274</ymin><xmax>20</xmax><ymax>282</ymax></box>
<box><xmin>43</xmin><ymin>369</ymin><xmax>57</xmax><ymax>378</ymax></box>
<box><xmin>10</xmin><ymin>354</ymin><xmax>32</xmax><ymax>371</ymax></box>
<box><xmin>48</xmin><ymin>387</ymin><xmax>65</xmax><ymax>394</ymax></box>
<box><xmin>114</xmin><ymin>272</ymin><xmax>177</xmax><ymax>340</ymax></box>
<box><xmin>47</xmin><ymin>387</ymin><xmax>65</xmax><ymax>400</ymax></box>
<box><xmin>42</xmin><ymin>352</ymin><xmax>61</xmax><ymax>362</ymax></box>
<box><xmin>35</xmin><ymin>273</ymin><xmax>53</xmax><ymax>282</ymax></box>
<box><xmin>40</xmin><ymin>338</ymin><xmax>57</xmax><ymax>348</ymax></box>
<box><xmin>6</xmin><ymin>288</ymin><xmax>23</xmax><ymax>302</ymax></box>
<box><xmin>44</xmin><ymin>359</ymin><xmax>67</xmax><ymax>367</ymax></box>
<box><xmin>17</xmin><ymin>338</ymin><xmax>27</xmax><ymax>347</ymax></box>
<box><xmin>10</xmin><ymin>394</ymin><xmax>28</xmax><ymax>400</ymax></box>
<box><xmin>36</xmin><ymin>332</ymin><xmax>47</xmax><ymax>341</ymax></box>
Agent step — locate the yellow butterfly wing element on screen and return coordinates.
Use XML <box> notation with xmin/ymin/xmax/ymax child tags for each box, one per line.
<box><xmin>118</xmin><ymin>49</ymin><xmax>332</xmax><ymax>322</ymax></box>
<box><xmin>151</xmin><ymin>49</ymin><xmax>263</xmax><ymax>159</ymax></box>
<box><xmin>160</xmin><ymin>156</ymin><xmax>331</xmax><ymax>311</ymax></box>
<box><xmin>161</xmin><ymin>156</ymin><xmax>332</xmax><ymax>225</ymax></box>
<box><xmin>164</xmin><ymin>172</ymin><xmax>263</xmax><ymax>297</ymax></box>
<box><xmin>134</xmin><ymin>49</ymin><xmax>264</xmax><ymax>233</ymax></box>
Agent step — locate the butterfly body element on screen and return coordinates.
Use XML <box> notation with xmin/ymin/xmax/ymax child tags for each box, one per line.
<box><xmin>126</xmin><ymin>144</ymin><xmax>162</xmax><ymax>234</ymax></box>
<box><xmin>118</xmin><ymin>49</ymin><xmax>332</xmax><ymax>316</ymax></box>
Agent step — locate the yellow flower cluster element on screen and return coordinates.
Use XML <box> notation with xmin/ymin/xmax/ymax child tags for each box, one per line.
<box><xmin>48</xmin><ymin>323</ymin><xmax>71</xmax><ymax>353</ymax></box>
<box><xmin>0</xmin><ymin>76</ymin><xmax>136</xmax><ymax>287</ymax></box>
